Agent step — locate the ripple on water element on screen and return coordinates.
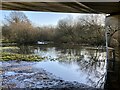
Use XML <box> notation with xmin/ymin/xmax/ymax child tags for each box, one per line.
<box><xmin>4</xmin><ymin>71</ymin><xmax>16</xmax><ymax>76</ymax></box>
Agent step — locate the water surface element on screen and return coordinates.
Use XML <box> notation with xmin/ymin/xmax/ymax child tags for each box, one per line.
<box><xmin>2</xmin><ymin>45</ymin><xmax>107</xmax><ymax>88</ymax></box>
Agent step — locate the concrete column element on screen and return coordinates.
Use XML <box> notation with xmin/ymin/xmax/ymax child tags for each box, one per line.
<box><xmin>105</xmin><ymin>14</ymin><xmax>120</xmax><ymax>89</ymax></box>
<box><xmin>105</xmin><ymin>14</ymin><xmax>120</xmax><ymax>47</ymax></box>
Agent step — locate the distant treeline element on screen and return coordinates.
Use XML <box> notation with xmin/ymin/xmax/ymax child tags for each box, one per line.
<box><xmin>2</xmin><ymin>11</ymin><xmax>107</xmax><ymax>45</ymax></box>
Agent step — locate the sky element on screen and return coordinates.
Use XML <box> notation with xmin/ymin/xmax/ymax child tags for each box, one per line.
<box><xmin>1</xmin><ymin>10</ymin><xmax>88</xmax><ymax>26</ymax></box>
<box><xmin>0</xmin><ymin>10</ymin><xmax>105</xmax><ymax>27</ymax></box>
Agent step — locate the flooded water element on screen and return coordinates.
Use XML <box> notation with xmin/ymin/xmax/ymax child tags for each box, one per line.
<box><xmin>1</xmin><ymin>44</ymin><xmax>107</xmax><ymax>88</ymax></box>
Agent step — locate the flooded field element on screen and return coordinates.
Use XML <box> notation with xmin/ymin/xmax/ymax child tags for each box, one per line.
<box><xmin>1</xmin><ymin>44</ymin><xmax>107</xmax><ymax>89</ymax></box>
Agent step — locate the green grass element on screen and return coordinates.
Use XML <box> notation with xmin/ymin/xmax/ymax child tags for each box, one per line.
<box><xmin>1</xmin><ymin>52</ymin><xmax>45</xmax><ymax>61</ymax></box>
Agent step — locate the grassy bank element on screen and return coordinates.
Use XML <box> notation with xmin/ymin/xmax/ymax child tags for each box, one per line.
<box><xmin>1</xmin><ymin>52</ymin><xmax>44</xmax><ymax>61</ymax></box>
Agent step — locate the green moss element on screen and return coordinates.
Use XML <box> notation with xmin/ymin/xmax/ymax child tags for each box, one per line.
<box><xmin>1</xmin><ymin>52</ymin><xmax>45</xmax><ymax>61</ymax></box>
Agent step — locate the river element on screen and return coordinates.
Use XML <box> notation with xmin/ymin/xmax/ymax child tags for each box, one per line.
<box><xmin>1</xmin><ymin>44</ymin><xmax>107</xmax><ymax>89</ymax></box>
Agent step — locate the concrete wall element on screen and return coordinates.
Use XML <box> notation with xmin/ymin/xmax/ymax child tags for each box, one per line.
<box><xmin>106</xmin><ymin>14</ymin><xmax>120</xmax><ymax>47</ymax></box>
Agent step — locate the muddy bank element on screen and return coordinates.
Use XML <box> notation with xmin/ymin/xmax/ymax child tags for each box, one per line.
<box><xmin>1</xmin><ymin>61</ymin><xmax>102</xmax><ymax>90</ymax></box>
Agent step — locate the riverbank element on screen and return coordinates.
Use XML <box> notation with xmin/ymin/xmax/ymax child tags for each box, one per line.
<box><xmin>1</xmin><ymin>52</ymin><xmax>44</xmax><ymax>61</ymax></box>
<box><xmin>1</xmin><ymin>61</ymin><xmax>102</xmax><ymax>90</ymax></box>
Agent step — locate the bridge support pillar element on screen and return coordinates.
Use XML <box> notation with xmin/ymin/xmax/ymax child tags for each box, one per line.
<box><xmin>105</xmin><ymin>14</ymin><xmax>120</xmax><ymax>89</ymax></box>
<box><xmin>105</xmin><ymin>14</ymin><xmax>120</xmax><ymax>47</ymax></box>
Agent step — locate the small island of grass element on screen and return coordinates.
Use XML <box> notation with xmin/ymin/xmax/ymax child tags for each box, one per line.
<box><xmin>1</xmin><ymin>52</ymin><xmax>45</xmax><ymax>61</ymax></box>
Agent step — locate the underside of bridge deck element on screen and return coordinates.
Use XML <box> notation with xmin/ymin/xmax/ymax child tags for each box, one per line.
<box><xmin>1</xmin><ymin>2</ymin><xmax>120</xmax><ymax>15</ymax></box>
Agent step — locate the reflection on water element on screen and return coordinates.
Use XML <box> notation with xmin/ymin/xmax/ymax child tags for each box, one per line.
<box><xmin>3</xmin><ymin>45</ymin><xmax>107</xmax><ymax>88</ymax></box>
<box><xmin>33</xmin><ymin>45</ymin><xmax>106</xmax><ymax>88</ymax></box>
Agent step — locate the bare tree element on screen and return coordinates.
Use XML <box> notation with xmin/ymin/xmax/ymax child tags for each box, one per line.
<box><xmin>75</xmin><ymin>14</ymin><xmax>105</xmax><ymax>45</ymax></box>
<box><xmin>55</xmin><ymin>17</ymin><xmax>75</xmax><ymax>43</ymax></box>
<box><xmin>5</xmin><ymin>11</ymin><xmax>31</xmax><ymax>25</ymax></box>
<box><xmin>2</xmin><ymin>11</ymin><xmax>38</xmax><ymax>44</ymax></box>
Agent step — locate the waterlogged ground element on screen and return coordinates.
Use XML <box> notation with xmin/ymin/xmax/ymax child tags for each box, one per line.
<box><xmin>1</xmin><ymin>45</ymin><xmax>106</xmax><ymax>89</ymax></box>
<box><xmin>1</xmin><ymin>61</ymin><xmax>99</xmax><ymax>90</ymax></box>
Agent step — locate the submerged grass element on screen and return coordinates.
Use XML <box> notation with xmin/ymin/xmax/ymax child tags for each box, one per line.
<box><xmin>1</xmin><ymin>52</ymin><xmax>45</xmax><ymax>61</ymax></box>
<box><xmin>1</xmin><ymin>46</ymin><xmax>45</xmax><ymax>61</ymax></box>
